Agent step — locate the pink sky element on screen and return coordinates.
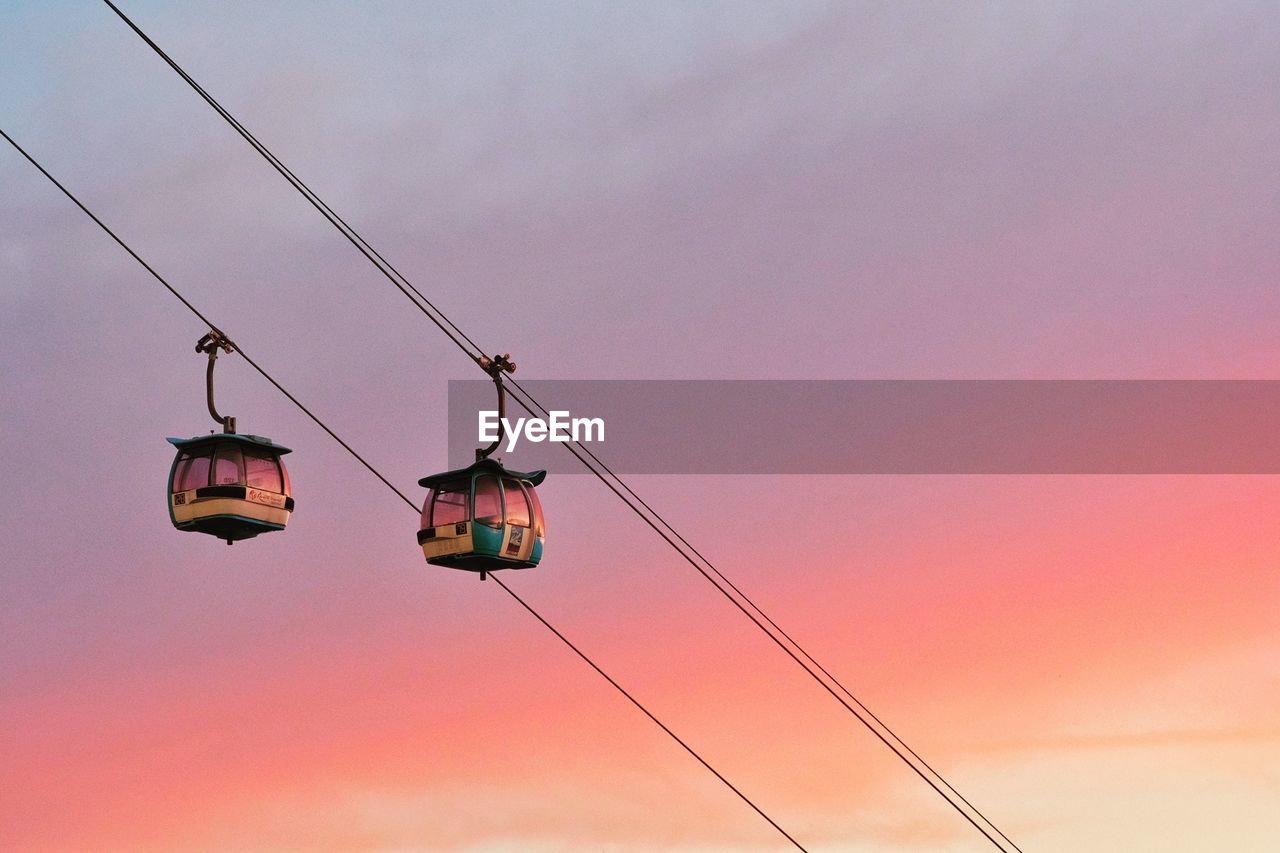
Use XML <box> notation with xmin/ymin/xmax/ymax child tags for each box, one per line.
<box><xmin>2</xmin><ymin>2</ymin><xmax>1278</xmax><ymax>850</ymax></box>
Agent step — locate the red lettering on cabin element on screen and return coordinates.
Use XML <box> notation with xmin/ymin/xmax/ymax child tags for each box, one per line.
<box><xmin>247</xmin><ymin>488</ymin><xmax>285</xmax><ymax>507</ymax></box>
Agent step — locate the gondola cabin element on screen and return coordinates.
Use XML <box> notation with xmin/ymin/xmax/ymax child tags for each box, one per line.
<box><xmin>418</xmin><ymin>459</ymin><xmax>545</xmax><ymax>572</ymax></box>
<box><xmin>167</xmin><ymin>434</ymin><xmax>294</xmax><ymax>543</ymax></box>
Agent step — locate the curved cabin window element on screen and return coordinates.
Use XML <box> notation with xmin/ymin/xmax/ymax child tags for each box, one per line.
<box><xmin>172</xmin><ymin>450</ymin><xmax>212</xmax><ymax>492</ymax></box>
<box><xmin>419</xmin><ymin>492</ymin><xmax>433</xmax><ymax>530</ymax></box>
<box><xmin>473</xmin><ymin>475</ymin><xmax>503</xmax><ymax>528</ymax></box>
<box><xmin>428</xmin><ymin>481</ymin><xmax>469</xmax><ymax>528</ymax></box>
<box><xmin>527</xmin><ymin>485</ymin><xmax>545</xmax><ymax>538</ymax></box>
<box><xmin>243</xmin><ymin>446</ymin><xmax>283</xmax><ymax>493</ymax></box>
<box><xmin>212</xmin><ymin>444</ymin><xmax>245</xmax><ymax>485</ymax></box>
<box><xmin>502</xmin><ymin>478</ymin><xmax>531</xmax><ymax>527</ymax></box>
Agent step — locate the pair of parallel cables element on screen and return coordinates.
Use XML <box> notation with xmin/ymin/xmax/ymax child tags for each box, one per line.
<box><xmin>7</xmin><ymin>4</ymin><xmax>1027</xmax><ymax>849</ymax></box>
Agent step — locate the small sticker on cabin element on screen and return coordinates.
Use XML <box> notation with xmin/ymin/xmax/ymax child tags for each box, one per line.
<box><xmin>506</xmin><ymin>526</ymin><xmax>524</xmax><ymax>555</ymax></box>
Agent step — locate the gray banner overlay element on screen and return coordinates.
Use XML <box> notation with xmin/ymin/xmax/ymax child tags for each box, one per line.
<box><xmin>446</xmin><ymin>380</ymin><xmax>1280</xmax><ymax>474</ymax></box>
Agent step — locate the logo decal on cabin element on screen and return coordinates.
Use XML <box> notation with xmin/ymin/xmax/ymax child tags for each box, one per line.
<box><xmin>247</xmin><ymin>488</ymin><xmax>287</xmax><ymax>508</ymax></box>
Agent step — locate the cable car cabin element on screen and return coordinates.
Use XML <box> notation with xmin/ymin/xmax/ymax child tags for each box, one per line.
<box><xmin>418</xmin><ymin>459</ymin><xmax>545</xmax><ymax>572</ymax></box>
<box><xmin>166</xmin><ymin>434</ymin><xmax>294</xmax><ymax>543</ymax></box>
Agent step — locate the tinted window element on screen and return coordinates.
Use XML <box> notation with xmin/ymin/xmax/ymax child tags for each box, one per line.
<box><xmin>527</xmin><ymin>484</ymin><xmax>545</xmax><ymax>538</ymax></box>
<box><xmin>213</xmin><ymin>444</ymin><xmax>244</xmax><ymax>485</ymax></box>
<box><xmin>429</xmin><ymin>481</ymin><xmax>469</xmax><ymax>527</ymax></box>
<box><xmin>502</xmin><ymin>478</ymin><xmax>531</xmax><ymax>527</ymax></box>
<box><xmin>420</xmin><ymin>491</ymin><xmax>433</xmax><ymax>529</ymax></box>
<box><xmin>473</xmin><ymin>475</ymin><xmax>502</xmax><ymax>528</ymax></box>
<box><xmin>173</xmin><ymin>450</ymin><xmax>211</xmax><ymax>492</ymax></box>
<box><xmin>243</xmin><ymin>446</ymin><xmax>283</xmax><ymax>492</ymax></box>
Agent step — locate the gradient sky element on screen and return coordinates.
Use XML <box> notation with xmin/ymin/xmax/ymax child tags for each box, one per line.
<box><xmin>2</xmin><ymin>2</ymin><xmax>1278</xmax><ymax>851</ymax></box>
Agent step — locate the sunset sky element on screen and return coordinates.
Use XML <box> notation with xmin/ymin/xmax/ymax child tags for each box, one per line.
<box><xmin>2</xmin><ymin>2</ymin><xmax>1278</xmax><ymax>850</ymax></box>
